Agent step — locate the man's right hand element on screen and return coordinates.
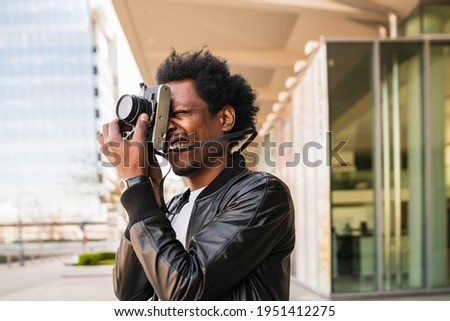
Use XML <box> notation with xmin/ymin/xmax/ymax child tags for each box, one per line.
<box><xmin>98</xmin><ymin>113</ymin><xmax>164</xmax><ymax>206</ymax></box>
<box><xmin>98</xmin><ymin>114</ymin><xmax>149</xmax><ymax>180</ymax></box>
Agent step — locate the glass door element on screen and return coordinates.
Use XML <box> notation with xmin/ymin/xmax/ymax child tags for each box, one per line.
<box><xmin>380</xmin><ymin>42</ymin><xmax>425</xmax><ymax>290</ymax></box>
<box><xmin>328</xmin><ymin>43</ymin><xmax>376</xmax><ymax>293</ymax></box>
<box><xmin>429</xmin><ymin>42</ymin><xmax>450</xmax><ymax>288</ymax></box>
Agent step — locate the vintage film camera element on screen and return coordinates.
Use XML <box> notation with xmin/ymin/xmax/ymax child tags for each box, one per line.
<box><xmin>115</xmin><ymin>83</ymin><xmax>171</xmax><ymax>151</ymax></box>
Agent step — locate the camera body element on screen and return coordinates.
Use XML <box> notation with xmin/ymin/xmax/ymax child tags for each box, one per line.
<box><xmin>116</xmin><ymin>84</ymin><xmax>171</xmax><ymax>150</ymax></box>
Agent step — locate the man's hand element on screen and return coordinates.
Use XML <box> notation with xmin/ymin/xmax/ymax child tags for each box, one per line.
<box><xmin>98</xmin><ymin>114</ymin><xmax>149</xmax><ymax>180</ymax></box>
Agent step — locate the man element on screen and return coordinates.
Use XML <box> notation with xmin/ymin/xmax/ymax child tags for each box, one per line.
<box><xmin>98</xmin><ymin>49</ymin><xmax>295</xmax><ymax>300</ymax></box>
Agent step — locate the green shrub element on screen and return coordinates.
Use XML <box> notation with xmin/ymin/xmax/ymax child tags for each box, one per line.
<box><xmin>77</xmin><ymin>252</ymin><xmax>116</xmax><ymax>266</ymax></box>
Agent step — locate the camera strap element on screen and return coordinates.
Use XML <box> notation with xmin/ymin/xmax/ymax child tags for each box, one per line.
<box><xmin>156</xmin><ymin>128</ymin><xmax>257</xmax><ymax>215</ymax></box>
<box><xmin>159</xmin><ymin>128</ymin><xmax>257</xmax><ymax>156</ymax></box>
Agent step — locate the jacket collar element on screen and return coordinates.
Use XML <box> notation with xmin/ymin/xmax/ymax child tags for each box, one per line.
<box><xmin>167</xmin><ymin>152</ymin><xmax>247</xmax><ymax>215</ymax></box>
<box><xmin>196</xmin><ymin>152</ymin><xmax>247</xmax><ymax>199</ymax></box>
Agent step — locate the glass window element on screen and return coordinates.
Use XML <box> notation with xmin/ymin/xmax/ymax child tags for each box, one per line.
<box><xmin>401</xmin><ymin>4</ymin><xmax>450</xmax><ymax>36</ymax></box>
<box><xmin>423</xmin><ymin>5</ymin><xmax>450</xmax><ymax>34</ymax></box>
<box><xmin>0</xmin><ymin>0</ymin><xmax>102</xmax><ymax>224</ymax></box>
<box><xmin>328</xmin><ymin>43</ymin><xmax>376</xmax><ymax>293</ymax></box>
<box><xmin>380</xmin><ymin>42</ymin><xmax>425</xmax><ymax>290</ymax></box>
<box><xmin>401</xmin><ymin>6</ymin><xmax>421</xmax><ymax>37</ymax></box>
<box><xmin>429</xmin><ymin>42</ymin><xmax>450</xmax><ymax>288</ymax></box>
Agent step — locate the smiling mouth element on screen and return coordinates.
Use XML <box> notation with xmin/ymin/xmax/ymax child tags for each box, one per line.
<box><xmin>167</xmin><ymin>134</ymin><xmax>190</xmax><ymax>151</ymax></box>
<box><xmin>168</xmin><ymin>140</ymin><xmax>189</xmax><ymax>150</ymax></box>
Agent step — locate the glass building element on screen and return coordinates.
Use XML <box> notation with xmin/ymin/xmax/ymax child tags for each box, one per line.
<box><xmin>267</xmin><ymin>3</ymin><xmax>450</xmax><ymax>297</ymax></box>
<box><xmin>0</xmin><ymin>0</ymin><xmax>119</xmax><ymax>241</ymax></box>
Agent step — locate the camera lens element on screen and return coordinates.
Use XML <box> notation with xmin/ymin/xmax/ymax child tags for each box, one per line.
<box><xmin>116</xmin><ymin>94</ymin><xmax>150</xmax><ymax>125</ymax></box>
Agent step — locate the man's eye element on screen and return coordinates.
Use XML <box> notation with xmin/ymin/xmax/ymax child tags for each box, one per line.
<box><xmin>172</xmin><ymin>110</ymin><xmax>189</xmax><ymax>116</ymax></box>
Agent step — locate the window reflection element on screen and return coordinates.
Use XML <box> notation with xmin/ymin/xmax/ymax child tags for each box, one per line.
<box><xmin>380</xmin><ymin>43</ymin><xmax>425</xmax><ymax>290</ymax></box>
<box><xmin>430</xmin><ymin>43</ymin><xmax>450</xmax><ymax>288</ymax></box>
<box><xmin>0</xmin><ymin>0</ymin><xmax>100</xmax><ymax>222</ymax></box>
<box><xmin>328</xmin><ymin>43</ymin><xmax>376</xmax><ymax>293</ymax></box>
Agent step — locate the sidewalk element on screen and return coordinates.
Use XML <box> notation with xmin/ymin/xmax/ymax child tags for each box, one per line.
<box><xmin>0</xmin><ymin>257</ymin><xmax>323</xmax><ymax>301</ymax></box>
<box><xmin>0</xmin><ymin>257</ymin><xmax>116</xmax><ymax>300</ymax></box>
<box><xmin>0</xmin><ymin>258</ymin><xmax>449</xmax><ymax>301</ymax></box>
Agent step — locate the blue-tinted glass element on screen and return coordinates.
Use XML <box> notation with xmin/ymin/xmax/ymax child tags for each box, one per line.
<box><xmin>0</xmin><ymin>0</ymin><xmax>100</xmax><ymax>222</ymax></box>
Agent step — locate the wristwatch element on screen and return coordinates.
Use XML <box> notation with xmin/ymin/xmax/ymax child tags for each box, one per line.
<box><xmin>120</xmin><ymin>175</ymin><xmax>150</xmax><ymax>193</ymax></box>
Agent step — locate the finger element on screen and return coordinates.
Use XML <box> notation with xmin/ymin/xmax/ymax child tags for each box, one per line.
<box><xmin>101</xmin><ymin>123</ymin><xmax>109</xmax><ymax>141</ymax></box>
<box><xmin>107</xmin><ymin>118</ymin><xmax>122</xmax><ymax>140</ymax></box>
<box><xmin>119</xmin><ymin>121</ymin><xmax>133</xmax><ymax>133</ymax></box>
<box><xmin>97</xmin><ymin>132</ymin><xmax>104</xmax><ymax>145</ymax></box>
<box><xmin>99</xmin><ymin>144</ymin><xmax>105</xmax><ymax>156</ymax></box>
<box><xmin>132</xmin><ymin>113</ymin><xmax>149</xmax><ymax>143</ymax></box>
<box><xmin>98</xmin><ymin>132</ymin><xmax>109</xmax><ymax>156</ymax></box>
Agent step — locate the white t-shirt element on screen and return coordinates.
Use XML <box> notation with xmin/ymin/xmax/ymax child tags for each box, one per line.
<box><xmin>171</xmin><ymin>186</ymin><xmax>206</xmax><ymax>248</ymax></box>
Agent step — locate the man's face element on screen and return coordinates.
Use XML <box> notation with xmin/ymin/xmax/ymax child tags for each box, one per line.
<box><xmin>165</xmin><ymin>79</ymin><xmax>226</xmax><ymax>177</ymax></box>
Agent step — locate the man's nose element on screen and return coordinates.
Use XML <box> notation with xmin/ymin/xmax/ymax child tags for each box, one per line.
<box><xmin>167</xmin><ymin>117</ymin><xmax>177</xmax><ymax>132</ymax></box>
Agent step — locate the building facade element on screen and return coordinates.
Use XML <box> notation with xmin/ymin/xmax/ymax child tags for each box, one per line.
<box><xmin>264</xmin><ymin>3</ymin><xmax>450</xmax><ymax>297</ymax></box>
<box><xmin>0</xmin><ymin>0</ymin><xmax>121</xmax><ymax>242</ymax></box>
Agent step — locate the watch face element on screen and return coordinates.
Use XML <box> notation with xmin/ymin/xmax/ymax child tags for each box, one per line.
<box><xmin>120</xmin><ymin>176</ymin><xmax>149</xmax><ymax>193</ymax></box>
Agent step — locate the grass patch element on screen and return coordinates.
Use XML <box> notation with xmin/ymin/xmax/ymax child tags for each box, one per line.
<box><xmin>77</xmin><ymin>252</ymin><xmax>115</xmax><ymax>266</ymax></box>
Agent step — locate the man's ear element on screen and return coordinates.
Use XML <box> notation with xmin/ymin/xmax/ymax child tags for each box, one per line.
<box><xmin>220</xmin><ymin>105</ymin><xmax>236</xmax><ymax>132</ymax></box>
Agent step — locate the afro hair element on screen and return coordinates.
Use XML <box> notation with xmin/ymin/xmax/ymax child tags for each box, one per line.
<box><xmin>156</xmin><ymin>48</ymin><xmax>259</xmax><ymax>139</ymax></box>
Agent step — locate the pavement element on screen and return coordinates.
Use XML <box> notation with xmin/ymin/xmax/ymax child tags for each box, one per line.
<box><xmin>0</xmin><ymin>256</ymin><xmax>116</xmax><ymax>300</ymax></box>
<box><xmin>0</xmin><ymin>257</ymin><xmax>449</xmax><ymax>301</ymax></box>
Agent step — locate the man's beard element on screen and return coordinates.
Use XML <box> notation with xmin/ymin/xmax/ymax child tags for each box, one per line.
<box><xmin>168</xmin><ymin>153</ymin><xmax>202</xmax><ymax>177</ymax></box>
<box><xmin>168</xmin><ymin>143</ymin><xmax>226</xmax><ymax>177</ymax></box>
<box><xmin>170</xmin><ymin>162</ymin><xmax>200</xmax><ymax>177</ymax></box>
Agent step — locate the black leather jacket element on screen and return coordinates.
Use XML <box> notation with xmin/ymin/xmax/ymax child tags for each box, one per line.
<box><xmin>113</xmin><ymin>154</ymin><xmax>295</xmax><ymax>300</ymax></box>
